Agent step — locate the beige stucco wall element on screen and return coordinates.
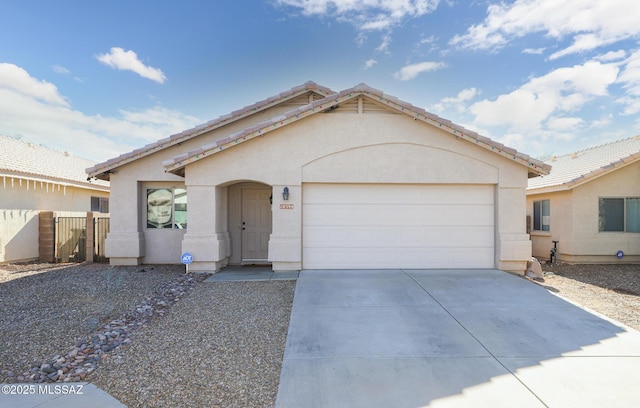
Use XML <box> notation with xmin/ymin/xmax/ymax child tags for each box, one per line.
<box><xmin>527</xmin><ymin>162</ymin><xmax>640</xmax><ymax>263</ymax></box>
<box><xmin>181</xmin><ymin>111</ymin><xmax>531</xmax><ymax>272</ymax></box>
<box><xmin>0</xmin><ymin>177</ymin><xmax>108</xmax><ymax>211</ymax></box>
<box><xmin>527</xmin><ymin>190</ymin><xmax>572</xmax><ymax>261</ymax></box>
<box><xmin>0</xmin><ymin>209</ymin><xmax>39</xmax><ymax>263</ymax></box>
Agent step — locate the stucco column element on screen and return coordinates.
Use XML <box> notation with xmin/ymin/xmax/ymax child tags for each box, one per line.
<box><xmin>181</xmin><ymin>185</ymin><xmax>230</xmax><ymax>272</ymax></box>
<box><xmin>496</xmin><ymin>186</ymin><xmax>531</xmax><ymax>273</ymax></box>
<box><xmin>105</xmin><ymin>178</ymin><xmax>145</xmax><ymax>265</ymax></box>
<box><xmin>269</xmin><ymin>184</ymin><xmax>302</xmax><ymax>271</ymax></box>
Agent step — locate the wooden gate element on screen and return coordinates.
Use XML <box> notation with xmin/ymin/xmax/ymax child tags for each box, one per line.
<box><xmin>55</xmin><ymin>217</ymin><xmax>87</xmax><ymax>262</ymax></box>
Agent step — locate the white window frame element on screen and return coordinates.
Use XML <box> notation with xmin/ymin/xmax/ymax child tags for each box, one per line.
<box><xmin>91</xmin><ymin>196</ymin><xmax>109</xmax><ymax>213</ymax></box>
<box><xmin>599</xmin><ymin>197</ymin><xmax>640</xmax><ymax>233</ymax></box>
<box><xmin>533</xmin><ymin>199</ymin><xmax>550</xmax><ymax>232</ymax></box>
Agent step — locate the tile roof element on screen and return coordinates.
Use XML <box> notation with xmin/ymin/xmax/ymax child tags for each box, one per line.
<box><xmin>87</xmin><ymin>81</ymin><xmax>334</xmax><ymax>180</ymax></box>
<box><xmin>527</xmin><ymin>136</ymin><xmax>640</xmax><ymax>192</ymax></box>
<box><xmin>162</xmin><ymin>83</ymin><xmax>551</xmax><ymax>178</ymax></box>
<box><xmin>0</xmin><ymin>135</ymin><xmax>109</xmax><ymax>190</ymax></box>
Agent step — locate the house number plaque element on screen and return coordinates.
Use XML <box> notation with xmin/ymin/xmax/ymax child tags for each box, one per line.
<box><xmin>280</xmin><ymin>204</ymin><xmax>294</xmax><ymax>210</ymax></box>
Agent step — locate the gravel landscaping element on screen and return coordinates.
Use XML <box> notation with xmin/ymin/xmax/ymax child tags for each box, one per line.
<box><xmin>533</xmin><ymin>262</ymin><xmax>640</xmax><ymax>331</ymax></box>
<box><xmin>0</xmin><ymin>262</ymin><xmax>295</xmax><ymax>407</ymax></box>
<box><xmin>0</xmin><ymin>261</ymin><xmax>638</xmax><ymax>407</ymax></box>
<box><xmin>91</xmin><ymin>280</ymin><xmax>295</xmax><ymax>408</ymax></box>
<box><xmin>0</xmin><ymin>263</ymin><xmax>184</xmax><ymax>383</ymax></box>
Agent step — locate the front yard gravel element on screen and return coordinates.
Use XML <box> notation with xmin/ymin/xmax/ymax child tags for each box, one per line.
<box><xmin>0</xmin><ymin>262</ymin><xmax>295</xmax><ymax>407</ymax></box>
<box><xmin>91</xmin><ymin>280</ymin><xmax>295</xmax><ymax>408</ymax></box>
<box><xmin>0</xmin><ymin>263</ymin><xmax>182</xmax><ymax>383</ymax></box>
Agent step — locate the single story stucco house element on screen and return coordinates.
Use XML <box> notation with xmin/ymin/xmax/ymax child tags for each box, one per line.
<box><xmin>1</xmin><ymin>134</ymin><xmax>109</xmax><ymax>212</ymax></box>
<box><xmin>527</xmin><ymin>136</ymin><xmax>640</xmax><ymax>263</ymax></box>
<box><xmin>87</xmin><ymin>82</ymin><xmax>550</xmax><ymax>273</ymax></box>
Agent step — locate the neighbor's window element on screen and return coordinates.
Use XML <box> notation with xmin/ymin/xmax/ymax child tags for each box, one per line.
<box><xmin>91</xmin><ymin>196</ymin><xmax>109</xmax><ymax>213</ymax></box>
<box><xmin>533</xmin><ymin>199</ymin><xmax>550</xmax><ymax>231</ymax></box>
<box><xmin>599</xmin><ymin>197</ymin><xmax>640</xmax><ymax>232</ymax></box>
<box><xmin>147</xmin><ymin>188</ymin><xmax>187</xmax><ymax>229</ymax></box>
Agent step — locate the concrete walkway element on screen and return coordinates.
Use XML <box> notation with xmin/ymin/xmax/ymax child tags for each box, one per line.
<box><xmin>275</xmin><ymin>269</ymin><xmax>640</xmax><ymax>408</ymax></box>
<box><xmin>204</xmin><ymin>265</ymin><xmax>299</xmax><ymax>282</ymax></box>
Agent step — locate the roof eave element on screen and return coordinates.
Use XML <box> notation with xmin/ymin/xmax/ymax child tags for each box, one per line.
<box><xmin>0</xmin><ymin>171</ymin><xmax>110</xmax><ymax>192</ymax></box>
<box><xmin>526</xmin><ymin>184</ymin><xmax>572</xmax><ymax>195</ymax></box>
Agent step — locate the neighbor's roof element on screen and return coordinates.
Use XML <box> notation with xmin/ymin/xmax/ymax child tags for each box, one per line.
<box><xmin>87</xmin><ymin>81</ymin><xmax>335</xmax><ymax>180</ymax></box>
<box><xmin>0</xmin><ymin>135</ymin><xmax>109</xmax><ymax>190</ymax></box>
<box><xmin>162</xmin><ymin>83</ymin><xmax>550</xmax><ymax>178</ymax></box>
<box><xmin>527</xmin><ymin>136</ymin><xmax>640</xmax><ymax>192</ymax></box>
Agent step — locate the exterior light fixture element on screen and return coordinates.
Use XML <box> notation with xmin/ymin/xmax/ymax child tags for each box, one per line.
<box><xmin>282</xmin><ymin>187</ymin><xmax>290</xmax><ymax>201</ymax></box>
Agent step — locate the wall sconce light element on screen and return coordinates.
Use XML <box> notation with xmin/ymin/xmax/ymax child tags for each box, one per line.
<box><xmin>282</xmin><ymin>186</ymin><xmax>290</xmax><ymax>201</ymax></box>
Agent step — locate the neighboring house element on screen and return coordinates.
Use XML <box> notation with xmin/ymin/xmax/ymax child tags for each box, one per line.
<box><xmin>0</xmin><ymin>135</ymin><xmax>110</xmax><ymax>263</ymax></box>
<box><xmin>527</xmin><ymin>136</ymin><xmax>640</xmax><ymax>263</ymax></box>
<box><xmin>87</xmin><ymin>82</ymin><xmax>549</xmax><ymax>273</ymax></box>
<box><xmin>0</xmin><ymin>135</ymin><xmax>110</xmax><ymax>211</ymax></box>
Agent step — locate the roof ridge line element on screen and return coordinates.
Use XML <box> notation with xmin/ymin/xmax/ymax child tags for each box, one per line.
<box><xmin>0</xmin><ymin>134</ymin><xmax>97</xmax><ymax>163</ymax></box>
<box><xmin>557</xmin><ymin>135</ymin><xmax>640</xmax><ymax>158</ymax></box>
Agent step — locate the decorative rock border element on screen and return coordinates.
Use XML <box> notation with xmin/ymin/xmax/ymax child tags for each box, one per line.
<box><xmin>16</xmin><ymin>273</ymin><xmax>203</xmax><ymax>383</ymax></box>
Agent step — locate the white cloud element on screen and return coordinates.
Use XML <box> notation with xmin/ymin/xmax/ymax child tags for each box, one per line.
<box><xmin>617</xmin><ymin>49</ymin><xmax>640</xmax><ymax>93</ymax></box>
<box><xmin>275</xmin><ymin>1</ymin><xmax>441</xmax><ymax>56</ymax></box>
<box><xmin>546</xmin><ymin>116</ymin><xmax>584</xmax><ymax>131</ymax></box>
<box><xmin>614</xmin><ymin>49</ymin><xmax>640</xmax><ymax>114</ymax></box>
<box><xmin>450</xmin><ymin>0</ymin><xmax>640</xmax><ymax>58</ymax></box>
<box><xmin>419</xmin><ymin>35</ymin><xmax>436</xmax><ymax>45</ymax></box>
<box><xmin>0</xmin><ymin>63</ymin><xmax>69</xmax><ymax>107</ymax></box>
<box><xmin>595</xmin><ymin>50</ymin><xmax>627</xmax><ymax>62</ymax></box>
<box><xmin>0</xmin><ymin>64</ymin><xmax>198</xmax><ymax>161</ymax></box>
<box><xmin>431</xmin><ymin>87</ymin><xmax>477</xmax><ymax>113</ymax></box>
<box><xmin>364</xmin><ymin>59</ymin><xmax>378</xmax><ymax>69</ymax></box>
<box><xmin>522</xmin><ymin>48</ymin><xmax>545</xmax><ymax>55</ymax></box>
<box><xmin>96</xmin><ymin>47</ymin><xmax>167</xmax><ymax>84</ymax></box>
<box><xmin>589</xmin><ymin>114</ymin><xmax>613</xmax><ymax>128</ymax></box>
<box><xmin>394</xmin><ymin>61</ymin><xmax>446</xmax><ymax>81</ymax></box>
<box><xmin>470</xmin><ymin>60</ymin><xmax>619</xmax><ymax>130</ymax></box>
<box><xmin>375</xmin><ymin>33</ymin><xmax>392</xmax><ymax>53</ymax></box>
<box><xmin>616</xmin><ymin>96</ymin><xmax>640</xmax><ymax>115</ymax></box>
<box><xmin>274</xmin><ymin>0</ymin><xmax>440</xmax><ymax>31</ymax></box>
<box><xmin>52</xmin><ymin>65</ymin><xmax>70</xmax><ymax>74</ymax></box>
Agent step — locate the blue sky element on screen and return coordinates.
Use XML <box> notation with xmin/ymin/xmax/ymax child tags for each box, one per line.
<box><xmin>1</xmin><ymin>0</ymin><xmax>639</xmax><ymax>162</ymax></box>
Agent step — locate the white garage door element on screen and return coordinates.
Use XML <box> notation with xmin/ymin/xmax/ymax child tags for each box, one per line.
<box><xmin>302</xmin><ymin>184</ymin><xmax>494</xmax><ymax>269</ymax></box>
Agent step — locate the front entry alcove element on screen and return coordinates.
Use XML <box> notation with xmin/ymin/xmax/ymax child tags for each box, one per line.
<box><xmin>227</xmin><ymin>182</ymin><xmax>273</xmax><ymax>265</ymax></box>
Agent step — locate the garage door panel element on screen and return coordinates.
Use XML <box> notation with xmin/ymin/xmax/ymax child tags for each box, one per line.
<box><xmin>304</xmin><ymin>204</ymin><xmax>494</xmax><ymax>226</ymax></box>
<box><xmin>303</xmin><ymin>247</ymin><xmax>492</xmax><ymax>269</ymax></box>
<box><xmin>304</xmin><ymin>184</ymin><xmax>494</xmax><ymax>205</ymax></box>
<box><xmin>302</xmin><ymin>184</ymin><xmax>495</xmax><ymax>269</ymax></box>
<box><xmin>304</xmin><ymin>226</ymin><xmax>494</xmax><ymax>248</ymax></box>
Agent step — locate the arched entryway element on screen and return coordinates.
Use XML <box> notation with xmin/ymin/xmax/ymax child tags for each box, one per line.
<box><xmin>227</xmin><ymin>182</ymin><xmax>273</xmax><ymax>265</ymax></box>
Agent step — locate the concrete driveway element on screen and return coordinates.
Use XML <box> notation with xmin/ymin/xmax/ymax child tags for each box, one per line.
<box><xmin>275</xmin><ymin>269</ymin><xmax>640</xmax><ymax>408</ymax></box>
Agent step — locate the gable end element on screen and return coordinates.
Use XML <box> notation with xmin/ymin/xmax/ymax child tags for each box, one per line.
<box><xmin>164</xmin><ymin>84</ymin><xmax>550</xmax><ymax>178</ymax></box>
